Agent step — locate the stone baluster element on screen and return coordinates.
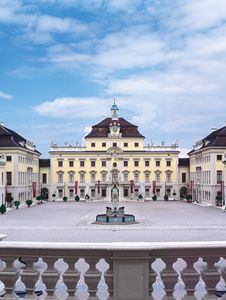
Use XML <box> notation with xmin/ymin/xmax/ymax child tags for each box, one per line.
<box><xmin>202</xmin><ymin>256</ymin><xmax>220</xmax><ymax>295</ymax></box>
<box><xmin>41</xmin><ymin>257</ymin><xmax>59</xmax><ymax>297</ymax></box>
<box><xmin>160</xmin><ymin>257</ymin><xmax>178</xmax><ymax>296</ymax></box>
<box><xmin>149</xmin><ymin>258</ymin><xmax>158</xmax><ymax>295</ymax></box>
<box><xmin>181</xmin><ymin>256</ymin><xmax>199</xmax><ymax>295</ymax></box>
<box><xmin>62</xmin><ymin>257</ymin><xmax>78</xmax><ymax>297</ymax></box>
<box><xmin>84</xmin><ymin>257</ymin><xmax>99</xmax><ymax>297</ymax></box>
<box><xmin>20</xmin><ymin>256</ymin><xmax>38</xmax><ymax>295</ymax></box>
<box><xmin>104</xmin><ymin>257</ymin><xmax>113</xmax><ymax>297</ymax></box>
<box><xmin>0</xmin><ymin>257</ymin><xmax>18</xmax><ymax>295</ymax></box>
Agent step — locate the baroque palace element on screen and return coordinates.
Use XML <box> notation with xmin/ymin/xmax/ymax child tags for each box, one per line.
<box><xmin>0</xmin><ymin>102</ymin><xmax>225</xmax><ymax>207</ymax></box>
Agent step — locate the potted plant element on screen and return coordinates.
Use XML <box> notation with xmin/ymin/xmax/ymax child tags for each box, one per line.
<box><xmin>63</xmin><ymin>196</ymin><xmax>68</xmax><ymax>202</ymax></box>
<box><xmin>52</xmin><ymin>193</ymin><xmax>56</xmax><ymax>202</ymax></box>
<box><xmin>152</xmin><ymin>194</ymin><xmax>157</xmax><ymax>201</ymax></box>
<box><xmin>36</xmin><ymin>195</ymin><xmax>42</xmax><ymax>204</ymax></box>
<box><xmin>138</xmin><ymin>194</ymin><xmax>143</xmax><ymax>200</ymax></box>
<box><xmin>0</xmin><ymin>203</ymin><xmax>6</xmax><ymax>214</ymax></box>
<box><xmin>85</xmin><ymin>194</ymin><xmax>90</xmax><ymax>201</ymax></box>
<box><xmin>75</xmin><ymin>195</ymin><xmax>80</xmax><ymax>202</ymax></box>
<box><xmin>14</xmin><ymin>200</ymin><xmax>20</xmax><ymax>209</ymax></box>
<box><xmin>186</xmin><ymin>194</ymin><xmax>192</xmax><ymax>203</ymax></box>
<box><xmin>164</xmin><ymin>194</ymin><xmax>169</xmax><ymax>201</ymax></box>
<box><xmin>216</xmin><ymin>195</ymin><xmax>223</xmax><ymax>206</ymax></box>
<box><xmin>26</xmin><ymin>199</ymin><xmax>33</xmax><ymax>208</ymax></box>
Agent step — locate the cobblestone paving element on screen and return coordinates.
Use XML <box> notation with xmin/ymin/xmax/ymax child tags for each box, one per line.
<box><xmin>0</xmin><ymin>201</ymin><xmax>226</xmax><ymax>242</ymax></box>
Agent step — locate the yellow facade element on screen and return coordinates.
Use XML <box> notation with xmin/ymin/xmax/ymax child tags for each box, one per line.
<box><xmin>49</xmin><ymin>104</ymin><xmax>180</xmax><ymax>200</ymax></box>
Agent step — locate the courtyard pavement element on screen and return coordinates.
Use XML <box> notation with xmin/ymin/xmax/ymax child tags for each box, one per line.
<box><xmin>0</xmin><ymin>200</ymin><xmax>226</xmax><ymax>242</ymax></box>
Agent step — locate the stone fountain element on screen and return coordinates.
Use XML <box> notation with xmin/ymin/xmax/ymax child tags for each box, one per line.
<box><xmin>95</xmin><ymin>184</ymin><xmax>137</xmax><ymax>224</ymax></box>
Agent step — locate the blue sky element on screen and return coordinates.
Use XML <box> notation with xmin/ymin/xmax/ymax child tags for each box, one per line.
<box><xmin>1</xmin><ymin>0</ymin><xmax>226</xmax><ymax>157</ymax></box>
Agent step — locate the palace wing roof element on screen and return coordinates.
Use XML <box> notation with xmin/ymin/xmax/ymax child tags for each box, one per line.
<box><xmin>85</xmin><ymin>117</ymin><xmax>145</xmax><ymax>138</ymax></box>
<box><xmin>0</xmin><ymin>124</ymin><xmax>41</xmax><ymax>154</ymax></box>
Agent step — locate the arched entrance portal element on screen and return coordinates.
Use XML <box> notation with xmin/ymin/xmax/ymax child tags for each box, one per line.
<box><xmin>41</xmin><ymin>188</ymin><xmax>49</xmax><ymax>200</ymax></box>
<box><xmin>180</xmin><ymin>186</ymin><xmax>188</xmax><ymax>199</ymax></box>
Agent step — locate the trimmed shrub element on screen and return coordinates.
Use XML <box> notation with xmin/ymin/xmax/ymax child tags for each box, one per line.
<box><xmin>14</xmin><ymin>200</ymin><xmax>20</xmax><ymax>209</ymax></box>
<box><xmin>0</xmin><ymin>204</ymin><xmax>6</xmax><ymax>214</ymax></box>
<box><xmin>52</xmin><ymin>193</ymin><xmax>56</xmax><ymax>202</ymax></box>
<box><xmin>85</xmin><ymin>194</ymin><xmax>90</xmax><ymax>200</ymax></box>
<box><xmin>164</xmin><ymin>194</ymin><xmax>169</xmax><ymax>201</ymax></box>
<box><xmin>186</xmin><ymin>194</ymin><xmax>192</xmax><ymax>203</ymax></box>
<box><xmin>152</xmin><ymin>194</ymin><xmax>157</xmax><ymax>201</ymax></box>
<box><xmin>75</xmin><ymin>195</ymin><xmax>80</xmax><ymax>202</ymax></box>
<box><xmin>138</xmin><ymin>194</ymin><xmax>143</xmax><ymax>200</ymax></box>
<box><xmin>63</xmin><ymin>196</ymin><xmax>68</xmax><ymax>202</ymax></box>
<box><xmin>26</xmin><ymin>199</ymin><xmax>33</xmax><ymax>207</ymax></box>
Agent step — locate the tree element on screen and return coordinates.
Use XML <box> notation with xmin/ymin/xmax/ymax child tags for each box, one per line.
<box><xmin>152</xmin><ymin>195</ymin><xmax>157</xmax><ymax>201</ymax></box>
<box><xmin>75</xmin><ymin>195</ymin><xmax>80</xmax><ymax>202</ymax></box>
<box><xmin>26</xmin><ymin>200</ymin><xmax>33</xmax><ymax>207</ymax></box>
<box><xmin>63</xmin><ymin>196</ymin><xmax>68</xmax><ymax>202</ymax></box>
<box><xmin>138</xmin><ymin>194</ymin><xmax>143</xmax><ymax>200</ymax></box>
<box><xmin>0</xmin><ymin>204</ymin><xmax>6</xmax><ymax>214</ymax></box>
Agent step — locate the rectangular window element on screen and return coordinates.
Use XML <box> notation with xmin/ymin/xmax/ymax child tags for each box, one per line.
<box><xmin>166</xmin><ymin>172</ymin><xmax>171</xmax><ymax>182</ymax></box>
<box><xmin>182</xmin><ymin>173</ymin><xmax>186</xmax><ymax>183</ymax></box>
<box><xmin>58</xmin><ymin>173</ymin><xmax>63</xmax><ymax>183</ymax></box>
<box><xmin>102</xmin><ymin>160</ymin><xmax>106</xmax><ymax>167</ymax></box>
<box><xmin>134</xmin><ymin>173</ymin><xmax>139</xmax><ymax>183</ymax></box>
<box><xmin>58</xmin><ymin>161</ymin><xmax>63</xmax><ymax>167</ymax></box>
<box><xmin>69</xmin><ymin>160</ymin><xmax>74</xmax><ymax>167</ymax></box>
<box><xmin>6</xmin><ymin>156</ymin><xmax>12</xmax><ymax>162</ymax></box>
<box><xmin>80</xmin><ymin>173</ymin><xmax>85</xmax><ymax>183</ymax></box>
<box><xmin>217</xmin><ymin>170</ymin><xmax>222</xmax><ymax>184</ymax></box>
<box><xmin>102</xmin><ymin>173</ymin><xmax>107</xmax><ymax>182</ymax></box>
<box><xmin>156</xmin><ymin>172</ymin><xmax>161</xmax><ymax>182</ymax></box>
<box><xmin>124</xmin><ymin>160</ymin><xmax>128</xmax><ymax>167</ymax></box>
<box><xmin>113</xmin><ymin>142</ymin><xmax>117</xmax><ymax>147</ymax></box>
<box><xmin>156</xmin><ymin>160</ymin><xmax>160</xmax><ymax>167</ymax></box>
<box><xmin>134</xmin><ymin>142</ymin><xmax>139</xmax><ymax>147</ymax></box>
<box><xmin>102</xmin><ymin>142</ymin><xmax>106</xmax><ymax>147</ymax></box>
<box><xmin>145</xmin><ymin>173</ymin><xmax>150</xmax><ymax>183</ymax></box>
<box><xmin>69</xmin><ymin>173</ymin><xmax>74</xmax><ymax>183</ymax></box>
<box><xmin>91</xmin><ymin>189</ymin><xmax>95</xmax><ymax>198</ymax></box>
<box><xmin>58</xmin><ymin>189</ymin><xmax>63</xmax><ymax>198</ymax></box>
<box><xmin>217</xmin><ymin>155</ymin><xmax>222</xmax><ymax>161</ymax></box>
<box><xmin>6</xmin><ymin>172</ymin><xmax>12</xmax><ymax>185</ymax></box>
<box><xmin>124</xmin><ymin>173</ymin><xmax>128</xmax><ymax>182</ymax></box>
<box><xmin>145</xmin><ymin>188</ymin><xmax>150</xmax><ymax>197</ymax></box>
<box><xmin>145</xmin><ymin>160</ymin><xmax>150</xmax><ymax>167</ymax></box>
<box><xmin>91</xmin><ymin>173</ymin><xmax>96</xmax><ymax>183</ymax></box>
<box><xmin>166</xmin><ymin>188</ymin><xmax>171</xmax><ymax>196</ymax></box>
<box><xmin>102</xmin><ymin>188</ymin><xmax>107</xmax><ymax>197</ymax></box>
<box><xmin>42</xmin><ymin>173</ymin><xmax>47</xmax><ymax>184</ymax></box>
<box><xmin>91</xmin><ymin>142</ymin><xmax>95</xmax><ymax>147</ymax></box>
<box><xmin>80</xmin><ymin>189</ymin><xmax>85</xmax><ymax>198</ymax></box>
<box><xmin>91</xmin><ymin>160</ymin><xmax>96</xmax><ymax>167</ymax></box>
<box><xmin>124</xmin><ymin>142</ymin><xmax>128</xmax><ymax>147</ymax></box>
<box><xmin>134</xmin><ymin>160</ymin><xmax>139</xmax><ymax>167</ymax></box>
<box><xmin>124</xmin><ymin>188</ymin><xmax>129</xmax><ymax>197</ymax></box>
<box><xmin>80</xmin><ymin>160</ymin><xmax>85</xmax><ymax>167</ymax></box>
<box><xmin>69</xmin><ymin>189</ymin><xmax>74</xmax><ymax>198</ymax></box>
<box><xmin>156</xmin><ymin>188</ymin><xmax>160</xmax><ymax>196</ymax></box>
<box><xmin>166</xmin><ymin>160</ymin><xmax>171</xmax><ymax>167</ymax></box>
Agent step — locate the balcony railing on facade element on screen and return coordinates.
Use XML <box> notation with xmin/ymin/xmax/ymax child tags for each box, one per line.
<box><xmin>0</xmin><ymin>241</ymin><xmax>226</xmax><ymax>299</ymax></box>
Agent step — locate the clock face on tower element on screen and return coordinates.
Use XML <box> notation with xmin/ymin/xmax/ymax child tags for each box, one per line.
<box><xmin>112</xmin><ymin>126</ymin><xmax>118</xmax><ymax>133</ymax></box>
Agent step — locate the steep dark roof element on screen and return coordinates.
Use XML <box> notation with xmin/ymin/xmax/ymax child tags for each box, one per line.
<box><xmin>39</xmin><ymin>159</ymin><xmax>50</xmax><ymax>167</ymax></box>
<box><xmin>0</xmin><ymin>125</ymin><xmax>41</xmax><ymax>155</ymax></box>
<box><xmin>85</xmin><ymin>117</ymin><xmax>145</xmax><ymax>138</ymax></box>
<box><xmin>178</xmin><ymin>158</ymin><xmax>190</xmax><ymax>167</ymax></box>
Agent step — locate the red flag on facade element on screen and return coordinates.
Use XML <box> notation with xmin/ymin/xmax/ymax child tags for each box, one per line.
<box><xmin>152</xmin><ymin>180</ymin><xmax>156</xmax><ymax>194</ymax></box>
<box><xmin>221</xmin><ymin>180</ymin><xmax>224</xmax><ymax>196</ymax></box>
<box><xmin>32</xmin><ymin>182</ymin><xmax>36</xmax><ymax>198</ymax></box>
<box><xmin>75</xmin><ymin>181</ymin><xmax>78</xmax><ymax>194</ymax></box>
<box><xmin>97</xmin><ymin>180</ymin><xmax>100</xmax><ymax>194</ymax></box>
<box><xmin>130</xmin><ymin>180</ymin><xmax>134</xmax><ymax>193</ymax></box>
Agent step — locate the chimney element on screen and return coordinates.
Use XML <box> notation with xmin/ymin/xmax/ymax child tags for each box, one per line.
<box><xmin>211</xmin><ymin>128</ymin><xmax>217</xmax><ymax>133</ymax></box>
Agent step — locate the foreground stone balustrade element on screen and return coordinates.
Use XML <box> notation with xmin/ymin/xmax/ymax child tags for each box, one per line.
<box><xmin>0</xmin><ymin>241</ymin><xmax>226</xmax><ymax>299</ymax></box>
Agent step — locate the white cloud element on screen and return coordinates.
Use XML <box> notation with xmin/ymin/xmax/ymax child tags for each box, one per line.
<box><xmin>34</xmin><ymin>97</ymin><xmax>110</xmax><ymax>119</ymax></box>
<box><xmin>0</xmin><ymin>90</ymin><xmax>13</xmax><ymax>100</ymax></box>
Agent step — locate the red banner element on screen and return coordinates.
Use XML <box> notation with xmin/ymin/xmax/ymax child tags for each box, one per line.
<box><xmin>97</xmin><ymin>180</ymin><xmax>100</xmax><ymax>194</ymax></box>
<box><xmin>75</xmin><ymin>181</ymin><xmax>78</xmax><ymax>194</ymax></box>
<box><xmin>221</xmin><ymin>180</ymin><xmax>224</xmax><ymax>196</ymax></box>
<box><xmin>32</xmin><ymin>182</ymin><xmax>36</xmax><ymax>198</ymax></box>
<box><xmin>152</xmin><ymin>180</ymin><xmax>156</xmax><ymax>194</ymax></box>
<box><xmin>130</xmin><ymin>180</ymin><xmax>134</xmax><ymax>193</ymax></box>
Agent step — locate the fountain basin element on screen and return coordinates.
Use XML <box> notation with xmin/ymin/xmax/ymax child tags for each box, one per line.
<box><xmin>95</xmin><ymin>213</ymin><xmax>138</xmax><ymax>225</ymax></box>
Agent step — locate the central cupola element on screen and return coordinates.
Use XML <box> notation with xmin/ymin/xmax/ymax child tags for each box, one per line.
<box><xmin>111</xmin><ymin>98</ymin><xmax>119</xmax><ymax>120</ymax></box>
